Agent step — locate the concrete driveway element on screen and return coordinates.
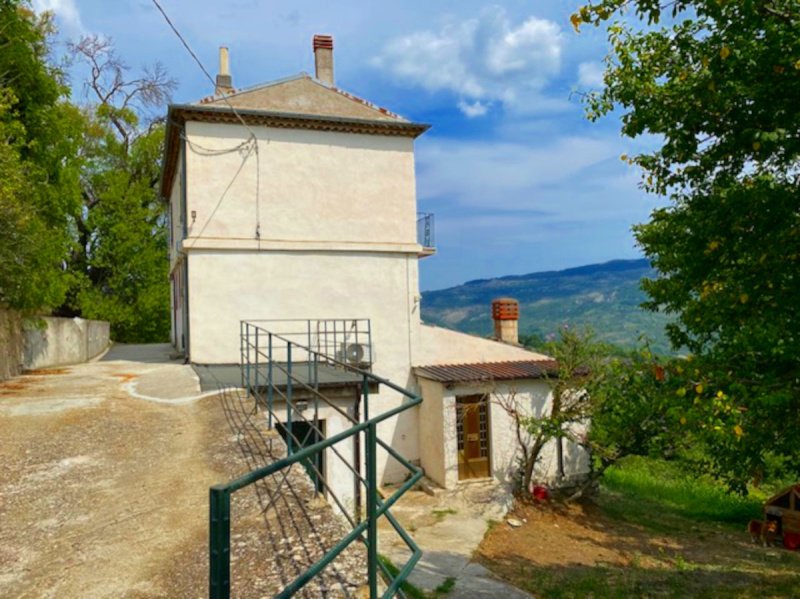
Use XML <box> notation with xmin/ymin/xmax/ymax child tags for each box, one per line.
<box><xmin>0</xmin><ymin>345</ymin><xmax>364</xmax><ymax>598</ymax></box>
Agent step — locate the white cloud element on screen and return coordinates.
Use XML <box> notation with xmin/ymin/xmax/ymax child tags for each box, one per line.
<box><xmin>457</xmin><ymin>100</ymin><xmax>489</xmax><ymax>118</ymax></box>
<box><xmin>416</xmin><ymin>133</ymin><xmax>659</xmax><ymax>229</ymax></box>
<box><xmin>419</xmin><ymin>135</ymin><xmax>618</xmax><ymax>206</ymax></box>
<box><xmin>577</xmin><ymin>61</ymin><xmax>605</xmax><ymax>88</ymax></box>
<box><xmin>32</xmin><ymin>0</ymin><xmax>83</xmax><ymax>33</ymax></box>
<box><xmin>373</xmin><ymin>6</ymin><xmax>563</xmax><ymax>116</ymax></box>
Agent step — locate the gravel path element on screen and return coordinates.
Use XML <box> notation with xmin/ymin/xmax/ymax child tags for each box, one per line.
<box><xmin>0</xmin><ymin>349</ymin><xmax>365</xmax><ymax>598</ymax></box>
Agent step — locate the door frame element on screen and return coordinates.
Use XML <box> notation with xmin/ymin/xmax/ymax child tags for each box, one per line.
<box><xmin>455</xmin><ymin>394</ymin><xmax>491</xmax><ymax>481</ymax></box>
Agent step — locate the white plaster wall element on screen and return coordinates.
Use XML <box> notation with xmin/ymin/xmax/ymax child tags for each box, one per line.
<box><xmin>184</xmin><ymin>122</ymin><xmax>418</xmax><ymax>246</ymax></box>
<box><xmin>176</xmin><ymin>119</ymin><xmax>426</xmax><ymax>487</ymax></box>
<box><xmin>442</xmin><ymin>392</ymin><xmax>459</xmax><ymax>488</ymax></box>
<box><xmin>417</xmin><ymin>378</ymin><xmax>446</xmax><ymax>487</ymax></box>
<box><xmin>416</xmin><ymin>324</ymin><xmax>550</xmax><ymax>366</ymax></box>
<box><xmin>430</xmin><ymin>380</ymin><xmax>591</xmax><ymax>491</ymax></box>
<box><xmin>273</xmin><ymin>401</ymin><xmax>358</xmax><ymax>514</ymax></box>
<box><xmin>188</xmin><ymin>249</ymin><xmax>421</xmax><ymax>484</ymax></box>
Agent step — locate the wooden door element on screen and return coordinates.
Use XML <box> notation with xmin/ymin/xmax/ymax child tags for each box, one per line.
<box><xmin>457</xmin><ymin>395</ymin><xmax>490</xmax><ymax>480</ymax></box>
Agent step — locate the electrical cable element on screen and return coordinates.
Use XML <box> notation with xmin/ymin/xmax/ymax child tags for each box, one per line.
<box><xmin>151</xmin><ymin>0</ymin><xmax>262</xmax><ymax>239</ymax></box>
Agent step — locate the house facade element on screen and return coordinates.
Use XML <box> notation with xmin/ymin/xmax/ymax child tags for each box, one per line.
<box><xmin>161</xmin><ymin>37</ymin><xmax>589</xmax><ymax>502</ymax></box>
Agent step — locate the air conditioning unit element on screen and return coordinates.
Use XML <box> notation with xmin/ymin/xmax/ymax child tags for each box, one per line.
<box><xmin>338</xmin><ymin>342</ymin><xmax>373</xmax><ymax>367</ymax></box>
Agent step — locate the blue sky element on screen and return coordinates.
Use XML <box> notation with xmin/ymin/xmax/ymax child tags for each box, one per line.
<box><xmin>36</xmin><ymin>0</ymin><xmax>659</xmax><ymax>291</ymax></box>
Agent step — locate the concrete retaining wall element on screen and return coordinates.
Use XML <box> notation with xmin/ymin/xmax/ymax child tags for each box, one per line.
<box><xmin>22</xmin><ymin>317</ymin><xmax>111</xmax><ymax>371</ymax></box>
<box><xmin>0</xmin><ymin>309</ymin><xmax>24</xmax><ymax>380</ymax></box>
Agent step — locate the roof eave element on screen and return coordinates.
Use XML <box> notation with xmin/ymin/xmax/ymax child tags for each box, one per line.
<box><xmin>169</xmin><ymin>103</ymin><xmax>430</xmax><ymax>136</ymax></box>
<box><xmin>159</xmin><ymin>105</ymin><xmax>184</xmax><ymax>201</ymax></box>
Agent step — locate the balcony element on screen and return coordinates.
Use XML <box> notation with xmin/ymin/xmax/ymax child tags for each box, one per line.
<box><xmin>416</xmin><ymin>212</ymin><xmax>436</xmax><ymax>257</ymax></box>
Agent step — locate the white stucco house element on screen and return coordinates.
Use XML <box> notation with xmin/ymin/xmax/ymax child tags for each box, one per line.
<box><xmin>160</xmin><ymin>36</ymin><xmax>589</xmax><ymax>504</ymax></box>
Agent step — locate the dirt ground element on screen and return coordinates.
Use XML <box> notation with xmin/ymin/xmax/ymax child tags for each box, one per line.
<box><xmin>0</xmin><ymin>357</ymin><xmax>365</xmax><ymax>598</ymax></box>
<box><xmin>477</xmin><ymin>500</ymin><xmax>800</xmax><ymax>598</ymax></box>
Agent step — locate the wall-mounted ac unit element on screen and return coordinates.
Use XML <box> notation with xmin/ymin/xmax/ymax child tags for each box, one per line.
<box><xmin>338</xmin><ymin>342</ymin><xmax>373</xmax><ymax>367</ymax></box>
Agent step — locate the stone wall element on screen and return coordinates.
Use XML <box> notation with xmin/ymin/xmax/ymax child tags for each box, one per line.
<box><xmin>0</xmin><ymin>309</ymin><xmax>24</xmax><ymax>380</ymax></box>
<box><xmin>23</xmin><ymin>317</ymin><xmax>111</xmax><ymax>371</ymax></box>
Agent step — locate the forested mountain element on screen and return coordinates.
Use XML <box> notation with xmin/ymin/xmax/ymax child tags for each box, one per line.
<box><xmin>421</xmin><ymin>259</ymin><xmax>672</xmax><ymax>353</ymax></box>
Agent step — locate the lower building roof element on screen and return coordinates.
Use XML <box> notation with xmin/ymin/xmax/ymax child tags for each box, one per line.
<box><xmin>414</xmin><ymin>360</ymin><xmax>558</xmax><ymax>384</ymax></box>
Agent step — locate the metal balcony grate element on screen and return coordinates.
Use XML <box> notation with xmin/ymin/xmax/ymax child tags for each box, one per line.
<box><xmin>416</xmin><ymin>213</ymin><xmax>435</xmax><ymax>249</ymax></box>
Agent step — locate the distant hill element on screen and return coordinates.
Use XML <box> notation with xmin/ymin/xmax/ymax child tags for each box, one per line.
<box><xmin>421</xmin><ymin>259</ymin><xmax>673</xmax><ymax>354</ymax></box>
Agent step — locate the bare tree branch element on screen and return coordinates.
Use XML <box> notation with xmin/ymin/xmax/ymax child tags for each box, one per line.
<box><xmin>69</xmin><ymin>34</ymin><xmax>177</xmax><ymax>151</ymax></box>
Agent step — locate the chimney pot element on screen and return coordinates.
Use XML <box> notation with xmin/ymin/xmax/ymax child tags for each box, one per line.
<box><xmin>492</xmin><ymin>298</ymin><xmax>519</xmax><ymax>344</ymax></box>
<box><xmin>215</xmin><ymin>46</ymin><xmax>233</xmax><ymax>95</ymax></box>
<box><xmin>313</xmin><ymin>34</ymin><xmax>334</xmax><ymax>85</ymax></box>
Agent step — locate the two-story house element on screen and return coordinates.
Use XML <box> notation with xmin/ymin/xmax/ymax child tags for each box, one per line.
<box><xmin>161</xmin><ymin>36</ymin><xmax>589</xmax><ymax>505</ymax></box>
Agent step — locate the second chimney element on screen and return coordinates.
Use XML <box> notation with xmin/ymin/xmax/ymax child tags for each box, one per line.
<box><xmin>492</xmin><ymin>298</ymin><xmax>520</xmax><ymax>345</ymax></box>
<box><xmin>313</xmin><ymin>34</ymin><xmax>334</xmax><ymax>85</ymax></box>
<box><xmin>215</xmin><ymin>46</ymin><xmax>233</xmax><ymax>95</ymax></box>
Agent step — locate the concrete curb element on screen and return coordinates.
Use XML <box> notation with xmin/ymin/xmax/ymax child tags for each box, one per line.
<box><xmin>122</xmin><ymin>379</ymin><xmax>238</xmax><ymax>405</ymax></box>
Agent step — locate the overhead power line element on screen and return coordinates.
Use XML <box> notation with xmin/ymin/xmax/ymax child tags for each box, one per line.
<box><xmin>150</xmin><ymin>0</ymin><xmax>262</xmax><ymax>239</ymax></box>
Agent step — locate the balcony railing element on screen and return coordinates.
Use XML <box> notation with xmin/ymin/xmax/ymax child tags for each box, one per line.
<box><xmin>209</xmin><ymin>320</ymin><xmax>422</xmax><ymax>598</ymax></box>
<box><xmin>416</xmin><ymin>212</ymin><xmax>435</xmax><ymax>250</ymax></box>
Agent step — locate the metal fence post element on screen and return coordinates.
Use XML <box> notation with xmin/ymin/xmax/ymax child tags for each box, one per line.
<box><xmin>239</xmin><ymin>321</ymin><xmax>244</xmax><ymax>388</ymax></box>
<box><xmin>267</xmin><ymin>332</ymin><xmax>273</xmax><ymax>429</ymax></box>
<box><xmin>366</xmin><ymin>421</ymin><xmax>378</xmax><ymax>598</ymax></box>
<box><xmin>209</xmin><ymin>485</ymin><xmax>231</xmax><ymax>599</ymax></box>
<box><xmin>245</xmin><ymin>324</ymin><xmax>251</xmax><ymax>396</ymax></box>
<box><xmin>254</xmin><ymin>327</ymin><xmax>260</xmax><ymax>412</ymax></box>
<box><xmin>362</xmin><ymin>374</ymin><xmax>370</xmax><ymax>421</ymax></box>
<box><xmin>287</xmin><ymin>342</ymin><xmax>293</xmax><ymax>455</ymax></box>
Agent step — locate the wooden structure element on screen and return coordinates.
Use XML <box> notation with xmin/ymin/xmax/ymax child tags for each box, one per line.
<box><xmin>759</xmin><ymin>484</ymin><xmax>800</xmax><ymax>550</ymax></box>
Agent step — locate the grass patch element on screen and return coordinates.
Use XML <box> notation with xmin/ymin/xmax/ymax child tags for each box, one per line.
<box><xmin>432</xmin><ymin>507</ymin><xmax>458</xmax><ymax>522</ymax></box>
<box><xmin>432</xmin><ymin>576</ymin><xmax>456</xmax><ymax>596</ymax></box>
<box><xmin>378</xmin><ymin>556</ymin><xmax>457</xmax><ymax>598</ymax></box>
<box><xmin>378</xmin><ymin>555</ymin><xmax>427</xmax><ymax>599</ymax></box>
<box><xmin>600</xmin><ymin>456</ymin><xmax>761</xmax><ymax>529</ymax></box>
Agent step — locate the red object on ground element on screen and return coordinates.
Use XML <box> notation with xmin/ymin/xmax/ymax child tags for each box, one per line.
<box><xmin>784</xmin><ymin>532</ymin><xmax>800</xmax><ymax>550</ymax></box>
<box><xmin>532</xmin><ymin>485</ymin><xmax>550</xmax><ymax>501</ymax></box>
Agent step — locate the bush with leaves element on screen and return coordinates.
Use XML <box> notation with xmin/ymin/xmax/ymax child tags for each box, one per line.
<box><xmin>0</xmin><ymin>2</ymin><xmax>83</xmax><ymax>311</ymax></box>
<box><xmin>574</xmin><ymin>0</ymin><xmax>800</xmax><ymax>490</ymax></box>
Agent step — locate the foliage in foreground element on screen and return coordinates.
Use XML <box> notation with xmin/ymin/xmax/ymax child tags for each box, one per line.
<box><xmin>0</xmin><ymin>1</ymin><xmax>172</xmax><ymax>342</ymax></box>
<box><xmin>0</xmin><ymin>3</ymin><xmax>83</xmax><ymax>310</ymax></box>
<box><xmin>64</xmin><ymin>36</ymin><xmax>174</xmax><ymax>342</ymax></box>
<box><xmin>574</xmin><ymin>0</ymin><xmax>800</xmax><ymax>490</ymax></box>
<box><xmin>506</xmin><ymin>327</ymin><xmax>677</xmax><ymax>495</ymax></box>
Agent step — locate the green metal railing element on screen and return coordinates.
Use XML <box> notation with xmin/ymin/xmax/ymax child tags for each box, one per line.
<box><xmin>210</xmin><ymin>320</ymin><xmax>423</xmax><ymax>598</ymax></box>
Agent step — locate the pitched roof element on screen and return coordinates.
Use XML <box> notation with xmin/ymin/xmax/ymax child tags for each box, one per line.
<box><xmin>414</xmin><ymin>360</ymin><xmax>559</xmax><ymax>384</ymax></box>
<box><xmin>196</xmin><ymin>73</ymin><xmax>407</xmax><ymax>122</ymax></box>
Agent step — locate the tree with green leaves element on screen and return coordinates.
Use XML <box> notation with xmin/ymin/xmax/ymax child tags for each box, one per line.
<box><xmin>62</xmin><ymin>35</ymin><xmax>175</xmax><ymax>342</ymax></box>
<box><xmin>575</xmin><ymin>1</ymin><xmax>800</xmax><ymax>490</ymax></box>
<box><xmin>0</xmin><ymin>1</ymin><xmax>83</xmax><ymax>311</ymax></box>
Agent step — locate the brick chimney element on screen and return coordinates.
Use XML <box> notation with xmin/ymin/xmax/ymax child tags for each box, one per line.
<box><xmin>492</xmin><ymin>298</ymin><xmax>519</xmax><ymax>345</ymax></box>
<box><xmin>215</xmin><ymin>46</ymin><xmax>233</xmax><ymax>95</ymax></box>
<box><xmin>313</xmin><ymin>34</ymin><xmax>334</xmax><ymax>85</ymax></box>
